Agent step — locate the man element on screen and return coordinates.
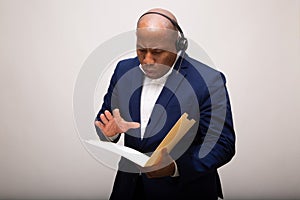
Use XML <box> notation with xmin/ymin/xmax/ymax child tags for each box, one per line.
<box><xmin>95</xmin><ymin>8</ymin><xmax>235</xmax><ymax>200</ymax></box>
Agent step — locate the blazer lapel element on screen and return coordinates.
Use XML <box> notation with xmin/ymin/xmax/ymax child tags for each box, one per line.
<box><xmin>141</xmin><ymin>58</ymin><xmax>188</xmax><ymax>148</ymax></box>
<box><xmin>129</xmin><ymin>67</ymin><xmax>144</xmax><ymax>123</ymax></box>
<box><xmin>125</xmin><ymin>66</ymin><xmax>144</xmax><ymax>149</ymax></box>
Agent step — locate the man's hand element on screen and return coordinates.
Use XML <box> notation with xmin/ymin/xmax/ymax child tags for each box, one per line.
<box><xmin>142</xmin><ymin>148</ymin><xmax>176</xmax><ymax>178</ymax></box>
<box><xmin>94</xmin><ymin>109</ymin><xmax>140</xmax><ymax>137</ymax></box>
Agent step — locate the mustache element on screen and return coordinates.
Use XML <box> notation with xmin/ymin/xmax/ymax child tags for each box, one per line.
<box><xmin>141</xmin><ymin>64</ymin><xmax>156</xmax><ymax>70</ymax></box>
<box><xmin>142</xmin><ymin>63</ymin><xmax>166</xmax><ymax>68</ymax></box>
<box><xmin>142</xmin><ymin>64</ymin><xmax>153</xmax><ymax>68</ymax></box>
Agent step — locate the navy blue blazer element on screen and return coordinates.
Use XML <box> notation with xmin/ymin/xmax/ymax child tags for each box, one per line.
<box><xmin>95</xmin><ymin>55</ymin><xmax>235</xmax><ymax>200</ymax></box>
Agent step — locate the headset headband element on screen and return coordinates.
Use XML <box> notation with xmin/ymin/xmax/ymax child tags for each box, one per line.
<box><xmin>138</xmin><ymin>11</ymin><xmax>185</xmax><ymax>39</ymax></box>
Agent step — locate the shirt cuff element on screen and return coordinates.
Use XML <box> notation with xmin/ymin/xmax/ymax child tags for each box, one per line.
<box><xmin>105</xmin><ymin>133</ymin><xmax>120</xmax><ymax>142</ymax></box>
<box><xmin>171</xmin><ymin>160</ymin><xmax>180</xmax><ymax>177</ymax></box>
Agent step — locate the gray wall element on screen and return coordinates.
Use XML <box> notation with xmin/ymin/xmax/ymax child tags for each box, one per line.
<box><xmin>0</xmin><ymin>0</ymin><xmax>299</xmax><ymax>199</ymax></box>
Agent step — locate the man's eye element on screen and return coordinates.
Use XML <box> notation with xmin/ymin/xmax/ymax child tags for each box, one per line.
<box><xmin>152</xmin><ymin>49</ymin><xmax>163</xmax><ymax>54</ymax></box>
<box><xmin>138</xmin><ymin>49</ymin><xmax>146</xmax><ymax>53</ymax></box>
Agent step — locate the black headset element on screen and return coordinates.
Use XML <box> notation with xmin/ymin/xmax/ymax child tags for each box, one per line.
<box><xmin>138</xmin><ymin>11</ymin><xmax>188</xmax><ymax>52</ymax></box>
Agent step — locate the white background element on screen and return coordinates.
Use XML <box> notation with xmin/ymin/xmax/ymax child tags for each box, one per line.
<box><xmin>0</xmin><ymin>0</ymin><xmax>299</xmax><ymax>199</ymax></box>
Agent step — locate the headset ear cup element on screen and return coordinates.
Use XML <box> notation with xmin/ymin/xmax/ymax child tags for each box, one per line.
<box><xmin>176</xmin><ymin>37</ymin><xmax>188</xmax><ymax>51</ymax></box>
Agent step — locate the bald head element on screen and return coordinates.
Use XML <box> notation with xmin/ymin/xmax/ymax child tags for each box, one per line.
<box><xmin>137</xmin><ymin>8</ymin><xmax>178</xmax><ymax>30</ymax></box>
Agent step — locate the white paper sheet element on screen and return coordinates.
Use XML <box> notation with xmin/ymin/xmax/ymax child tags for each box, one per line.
<box><xmin>84</xmin><ymin>139</ymin><xmax>150</xmax><ymax>167</ymax></box>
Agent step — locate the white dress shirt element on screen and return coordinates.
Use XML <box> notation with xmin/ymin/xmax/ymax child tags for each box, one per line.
<box><xmin>139</xmin><ymin>66</ymin><xmax>173</xmax><ymax>139</ymax></box>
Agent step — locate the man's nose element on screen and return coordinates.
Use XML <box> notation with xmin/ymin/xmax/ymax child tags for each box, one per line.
<box><xmin>143</xmin><ymin>51</ymin><xmax>155</xmax><ymax>65</ymax></box>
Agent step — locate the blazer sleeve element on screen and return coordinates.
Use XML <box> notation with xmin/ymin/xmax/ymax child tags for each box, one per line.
<box><xmin>176</xmin><ymin>71</ymin><xmax>236</xmax><ymax>179</ymax></box>
<box><xmin>94</xmin><ymin>62</ymin><xmax>122</xmax><ymax>143</ymax></box>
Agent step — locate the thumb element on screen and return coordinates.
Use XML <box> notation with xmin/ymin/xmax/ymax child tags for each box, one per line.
<box><xmin>157</xmin><ymin>148</ymin><xmax>170</xmax><ymax>167</ymax></box>
<box><xmin>161</xmin><ymin>148</ymin><xmax>168</xmax><ymax>157</ymax></box>
<box><xmin>127</xmin><ymin>121</ymin><xmax>140</xmax><ymax>129</ymax></box>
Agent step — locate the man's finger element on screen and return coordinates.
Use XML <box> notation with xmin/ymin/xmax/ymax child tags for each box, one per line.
<box><xmin>100</xmin><ymin>113</ymin><xmax>108</xmax><ymax>124</ymax></box>
<box><xmin>112</xmin><ymin>109</ymin><xmax>121</xmax><ymax>119</ymax></box>
<box><xmin>95</xmin><ymin>121</ymin><xmax>104</xmax><ymax>129</ymax></box>
<box><xmin>104</xmin><ymin>110</ymin><xmax>113</xmax><ymax>120</ymax></box>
